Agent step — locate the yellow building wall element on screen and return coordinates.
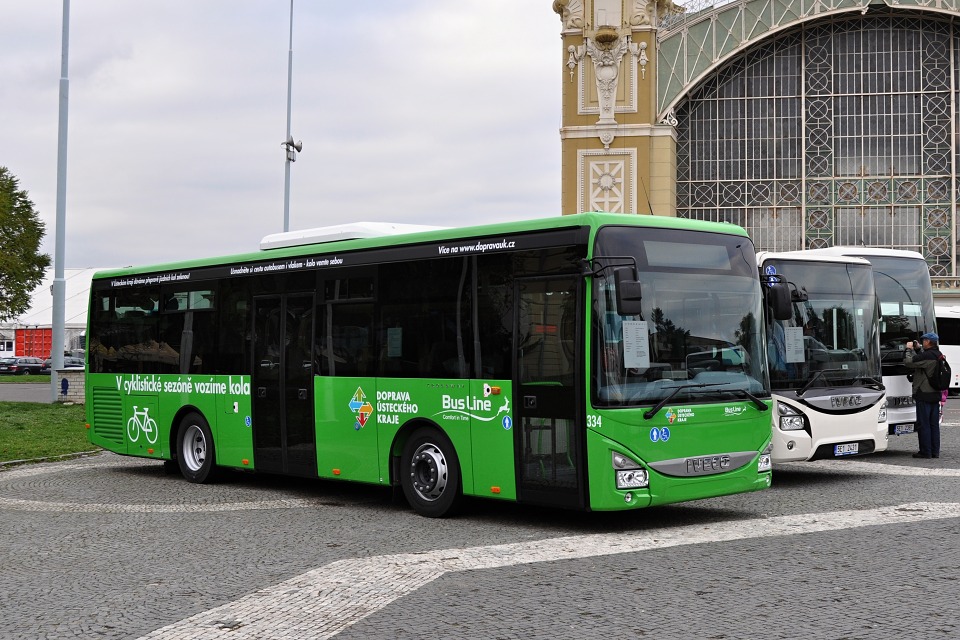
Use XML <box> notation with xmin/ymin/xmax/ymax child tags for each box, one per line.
<box><xmin>554</xmin><ymin>0</ymin><xmax>676</xmax><ymax>217</ymax></box>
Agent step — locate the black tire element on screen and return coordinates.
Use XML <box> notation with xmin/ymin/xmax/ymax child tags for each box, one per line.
<box><xmin>400</xmin><ymin>427</ymin><xmax>462</xmax><ymax>518</ymax></box>
<box><xmin>176</xmin><ymin>412</ymin><xmax>219</xmax><ymax>483</ymax></box>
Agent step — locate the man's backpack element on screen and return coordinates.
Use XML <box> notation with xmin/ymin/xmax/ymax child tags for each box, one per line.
<box><xmin>930</xmin><ymin>353</ymin><xmax>952</xmax><ymax>392</ymax></box>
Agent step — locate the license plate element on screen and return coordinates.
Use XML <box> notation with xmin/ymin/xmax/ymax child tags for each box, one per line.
<box><xmin>834</xmin><ymin>443</ymin><xmax>859</xmax><ymax>456</ymax></box>
<box><xmin>894</xmin><ymin>424</ymin><xmax>915</xmax><ymax>435</ymax></box>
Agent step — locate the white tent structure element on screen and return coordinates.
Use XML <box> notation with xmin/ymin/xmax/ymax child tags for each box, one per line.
<box><xmin>0</xmin><ymin>268</ymin><xmax>105</xmax><ymax>357</ymax></box>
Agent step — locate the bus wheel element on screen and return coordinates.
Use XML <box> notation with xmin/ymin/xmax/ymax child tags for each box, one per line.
<box><xmin>401</xmin><ymin>428</ymin><xmax>462</xmax><ymax>518</ymax></box>
<box><xmin>176</xmin><ymin>413</ymin><xmax>218</xmax><ymax>483</ymax></box>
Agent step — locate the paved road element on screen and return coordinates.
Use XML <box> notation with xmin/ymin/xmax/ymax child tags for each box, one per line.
<box><xmin>1</xmin><ymin>418</ymin><xmax>959</xmax><ymax>639</ymax></box>
<box><xmin>0</xmin><ymin>382</ymin><xmax>57</xmax><ymax>403</ymax></box>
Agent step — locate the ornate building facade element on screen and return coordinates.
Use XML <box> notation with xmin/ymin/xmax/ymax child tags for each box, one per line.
<box><xmin>553</xmin><ymin>0</ymin><xmax>960</xmax><ymax>298</ymax></box>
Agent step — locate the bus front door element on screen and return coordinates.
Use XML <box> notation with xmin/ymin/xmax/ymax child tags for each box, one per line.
<box><xmin>515</xmin><ymin>276</ymin><xmax>585</xmax><ymax>509</ymax></box>
<box><xmin>252</xmin><ymin>293</ymin><xmax>317</xmax><ymax>477</ymax></box>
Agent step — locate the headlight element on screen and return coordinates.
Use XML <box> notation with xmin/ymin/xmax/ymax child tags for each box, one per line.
<box><xmin>612</xmin><ymin>451</ymin><xmax>649</xmax><ymax>489</ymax></box>
<box><xmin>616</xmin><ymin>469</ymin><xmax>650</xmax><ymax>489</ymax></box>
<box><xmin>778</xmin><ymin>402</ymin><xmax>806</xmax><ymax>431</ymax></box>
<box><xmin>878</xmin><ymin>399</ymin><xmax>887</xmax><ymax>423</ymax></box>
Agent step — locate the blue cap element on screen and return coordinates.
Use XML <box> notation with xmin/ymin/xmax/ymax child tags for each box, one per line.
<box><xmin>921</xmin><ymin>332</ymin><xmax>940</xmax><ymax>342</ymax></box>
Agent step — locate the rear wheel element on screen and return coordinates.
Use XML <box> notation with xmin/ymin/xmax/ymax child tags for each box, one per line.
<box><xmin>176</xmin><ymin>412</ymin><xmax>219</xmax><ymax>483</ymax></box>
<box><xmin>400</xmin><ymin>427</ymin><xmax>462</xmax><ymax>518</ymax></box>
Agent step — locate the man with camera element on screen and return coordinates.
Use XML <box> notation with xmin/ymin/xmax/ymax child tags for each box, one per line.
<box><xmin>904</xmin><ymin>332</ymin><xmax>942</xmax><ymax>459</ymax></box>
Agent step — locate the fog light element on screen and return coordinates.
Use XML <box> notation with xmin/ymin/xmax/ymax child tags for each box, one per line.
<box><xmin>758</xmin><ymin>453</ymin><xmax>772</xmax><ymax>472</ymax></box>
<box><xmin>878</xmin><ymin>400</ymin><xmax>887</xmax><ymax>423</ymax></box>
<box><xmin>786</xmin><ymin>440</ymin><xmax>795</xmax><ymax>450</ymax></box>
<box><xmin>624</xmin><ymin>492</ymin><xmax>633</xmax><ymax>503</ymax></box>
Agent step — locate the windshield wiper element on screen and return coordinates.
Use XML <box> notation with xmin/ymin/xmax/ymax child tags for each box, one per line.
<box><xmin>797</xmin><ymin>368</ymin><xmax>848</xmax><ymax>397</ymax></box>
<box><xmin>731</xmin><ymin>388</ymin><xmax>768</xmax><ymax>411</ymax></box>
<box><xmin>643</xmin><ymin>382</ymin><xmax>732</xmax><ymax>420</ymax></box>
<box><xmin>857</xmin><ymin>376</ymin><xmax>884</xmax><ymax>391</ymax></box>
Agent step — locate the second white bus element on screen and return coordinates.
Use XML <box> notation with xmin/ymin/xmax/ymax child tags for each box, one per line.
<box><xmin>806</xmin><ymin>247</ymin><xmax>937</xmax><ymax>436</ymax></box>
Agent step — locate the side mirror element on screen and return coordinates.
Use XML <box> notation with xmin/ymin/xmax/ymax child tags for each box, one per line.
<box><xmin>766</xmin><ymin>281</ymin><xmax>792</xmax><ymax>321</ymax></box>
<box><xmin>614</xmin><ymin>267</ymin><xmax>643</xmax><ymax>316</ymax></box>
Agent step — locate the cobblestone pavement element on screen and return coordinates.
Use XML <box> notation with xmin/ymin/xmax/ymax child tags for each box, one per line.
<box><xmin>1</xmin><ymin>426</ymin><xmax>958</xmax><ymax>639</ymax></box>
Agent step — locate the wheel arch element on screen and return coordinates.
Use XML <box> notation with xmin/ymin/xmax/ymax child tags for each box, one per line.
<box><xmin>389</xmin><ymin>418</ymin><xmax>458</xmax><ymax>488</ymax></box>
<box><xmin>166</xmin><ymin>405</ymin><xmax>208</xmax><ymax>463</ymax></box>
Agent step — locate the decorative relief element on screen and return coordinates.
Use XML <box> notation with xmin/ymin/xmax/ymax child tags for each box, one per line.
<box><xmin>567</xmin><ymin>34</ymin><xmax>646</xmax><ymax>125</ymax></box>
<box><xmin>631</xmin><ymin>0</ymin><xmax>685</xmax><ymax>27</ymax></box>
<box><xmin>587</xmin><ymin>37</ymin><xmax>633</xmax><ymax>124</ymax></box>
<box><xmin>598</xmin><ymin>129</ymin><xmax>616</xmax><ymax>149</ymax></box>
<box><xmin>567</xmin><ymin>44</ymin><xmax>586</xmax><ymax>80</ymax></box>
<box><xmin>660</xmin><ymin>108</ymin><xmax>678</xmax><ymax>126</ymax></box>
<box><xmin>578</xmin><ymin>149</ymin><xmax>636</xmax><ymax>214</ymax></box>
<box><xmin>590</xmin><ymin>160</ymin><xmax>626</xmax><ymax>213</ymax></box>
<box><xmin>552</xmin><ymin>0</ymin><xmax>584</xmax><ymax>31</ymax></box>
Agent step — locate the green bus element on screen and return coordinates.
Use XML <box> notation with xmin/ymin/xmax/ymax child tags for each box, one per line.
<box><xmin>85</xmin><ymin>213</ymin><xmax>774</xmax><ymax>517</ymax></box>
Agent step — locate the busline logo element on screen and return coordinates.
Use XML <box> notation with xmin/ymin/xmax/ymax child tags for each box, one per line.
<box><xmin>435</xmin><ymin>383</ymin><xmax>511</xmax><ymax>425</ymax></box>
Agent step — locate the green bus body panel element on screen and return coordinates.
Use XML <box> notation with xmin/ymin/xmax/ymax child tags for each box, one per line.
<box><xmin>86</xmin><ymin>373</ymin><xmax>254</xmax><ymax>468</ymax></box>
<box><xmin>315</xmin><ymin>377</ymin><xmax>516</xmax><ymax>501</ymax></box>
<box><xmin>585</xmin><ymin>402</ymin><xmax>773</xmax><ymax>511</ymax></box>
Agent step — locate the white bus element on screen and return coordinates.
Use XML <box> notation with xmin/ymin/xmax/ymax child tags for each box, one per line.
<box><xmin>758</xmin><ymin>251</ymin><xmax>886</xmax><ymax>461</ymax></box>
<box><xmin>934</xmin><ymin>305</ymin><xmax>960</xmax><ymax>395</ymax></box>
<box><xmin>805</xmin><ymin>247</ymin><xmax>936</xmax><ymax>436</ymax></box>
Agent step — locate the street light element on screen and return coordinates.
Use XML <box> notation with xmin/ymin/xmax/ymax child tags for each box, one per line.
<box><xmin>281</xmin><ymin>0</ymin><xmax>301</xmax><ymax>233</ymax></box>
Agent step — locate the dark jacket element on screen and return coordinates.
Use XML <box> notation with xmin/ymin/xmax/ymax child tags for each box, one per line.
<box><xmin>904</xmin><ymin>346</ymin><xmax>942</xmax><ymax>402</ymax></box>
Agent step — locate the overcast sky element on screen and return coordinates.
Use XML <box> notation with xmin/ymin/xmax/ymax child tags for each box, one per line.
<box><xmin>1</xmin><ymin>2</ymin><xmax>563</xmax><ymax>269</ymax></box>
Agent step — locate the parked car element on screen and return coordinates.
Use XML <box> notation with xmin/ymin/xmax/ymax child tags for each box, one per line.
<box><xmin>0</xmin><ymin>357</ymin><xmax>45</xmax><ymax>375</ymax></box>
<box><xmin>40</xmin><ymin>356</ymin><xmax>85</xmax><ymax>373</ymax></box>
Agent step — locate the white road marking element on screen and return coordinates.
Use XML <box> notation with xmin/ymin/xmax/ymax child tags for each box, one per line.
<box><xmin>137</xmin><ymin>501</ymin><xmax>960</xmax><ymax>640</ymax></box>
<box><xmin>779</xmin><ymin>459</ymin><xmax>960</xmax><ymax>476</ymax></box>
<box><xmin>0</xmin><ymin>496</ymin><xmax>323</xmax><ymax>513</ymax></box>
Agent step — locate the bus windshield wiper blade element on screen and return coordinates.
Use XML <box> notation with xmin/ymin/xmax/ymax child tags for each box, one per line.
<box><xmin>643</xmin><ymin>382</ymin><xmax>730</xmax><ymax>420</ymax></box>
<box><xmin>731</xmin><ymin>388</ymin><xmax>768</xmax><ymax>411</ymax></box>
<box><xmin>858</xmin><ymin>376</ymin><xmax>884</xmax><ymax>391</ymax></box>
<box><xmin>797</xmin><ymin>368</ymin><xmax>846</xmax><ymax>397</ymax></box>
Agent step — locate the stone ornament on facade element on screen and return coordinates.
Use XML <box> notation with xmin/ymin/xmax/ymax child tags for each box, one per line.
<box><xmin>638</xmin><ymin>41</ymin><xmax>649</xmax><ymax>78</ymax></box>
<box><xmin>552</xmin><ymin>0</ymin><xmax>584</xmax><ymax>31</ymax></box>
<box><xmin>659</xmin><ymin>108</ymin><xmax>678</xmax><ymax>126</ymax></box>
<box><xmin>587</xmin><ymin>36</ymin><xmax>632</xmax><ymax>124</ymax></box>
<box><xmin>590</xmin><ymin>160</ymin><xmax>626</xmax><ymax>213</ymax></box>
<box><xmin>631</xmin><ymin>0</ymin><xmax>685</xmax><ymax>27</ymax></box>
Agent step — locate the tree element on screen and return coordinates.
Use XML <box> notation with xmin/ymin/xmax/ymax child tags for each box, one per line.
<box><xmin>0</xmin><ymin>167</ymin><xmax>51</xmax><ymax>321</ymax></box>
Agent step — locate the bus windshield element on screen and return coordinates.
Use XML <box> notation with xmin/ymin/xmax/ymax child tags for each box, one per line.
<box><xmin>763</xmin><ymin>259</ymin><xmax>880</xmax><ymax>391</ymax></box>
<box><xmin>592</xmin><ymin>227</ymin><xmax>767</xmax><ymax>408</ymax></box>
<box><xmin>863</xmin><ymin>255</ymin><xmax>936</xmax><ymax>368</ymax></box>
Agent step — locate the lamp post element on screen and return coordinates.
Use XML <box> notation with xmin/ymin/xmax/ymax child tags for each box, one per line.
<box><xmin>51</xmin><ymin>0</ymin><xmax>70</xmax><ymax>401</ymax></box>
<box><xmin>281</xmin><ymin>0</ymin><xmax>302</xmax><ymax>233</ymax></box>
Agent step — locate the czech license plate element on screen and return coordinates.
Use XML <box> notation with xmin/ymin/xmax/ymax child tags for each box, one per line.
<box><xmin>894</xmin><ymin>424</ymin><xmax>915</xmax><ymax>435</ymax></box>
<box><xmin>834</xmin><ymin>443</ymin><xmax>859</xmax><ymax>456</ymax></box>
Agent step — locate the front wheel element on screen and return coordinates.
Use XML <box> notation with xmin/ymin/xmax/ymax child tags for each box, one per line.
<box><xmin>176</xmin><ymin>412</ymin><xmax>219</xmax><ymax>483</ymax></box>
<box><xmin>400</xmin><ymin>427</ymin><xmax>462</xmax><ymax>518</ymax></box>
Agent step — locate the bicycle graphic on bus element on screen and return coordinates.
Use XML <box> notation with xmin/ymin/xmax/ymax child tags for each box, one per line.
<box><xmin>127</xmin><ymin>406</ymin><xmax>159</xmax><ymax>444</ymax></box>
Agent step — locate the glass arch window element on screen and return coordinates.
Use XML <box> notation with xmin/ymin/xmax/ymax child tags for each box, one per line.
<box><xmin>675</xmin><ymin>13</ymin><xmax>956</xmax><ymax>277</ymax></box>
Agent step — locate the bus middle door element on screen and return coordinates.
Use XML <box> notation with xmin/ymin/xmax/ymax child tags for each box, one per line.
<box><xmin>252</xmin><ymin>293</ymin><xmax>317</xmax><ymax>477</ymax></box>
